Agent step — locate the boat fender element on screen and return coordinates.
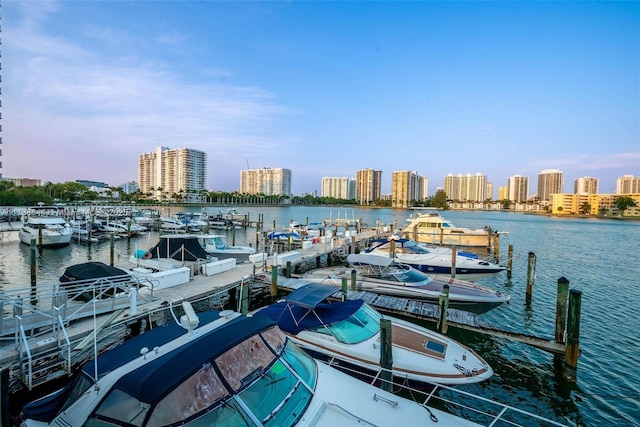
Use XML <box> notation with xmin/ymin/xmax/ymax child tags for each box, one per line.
<box><xmin>143</xmin><ymin>251</ymin><xmax>152</xmax><ymax>260</ymax></box>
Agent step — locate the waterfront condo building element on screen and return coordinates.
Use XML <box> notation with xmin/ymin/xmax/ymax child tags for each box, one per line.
<box><xmin>574</xmin><ymin>177</ymin><xmax>599</xmax><ymax>195</ymax></box>
<box><xmin>508</xmin><ymin>175</ymin><xmax>530</xmax><ymax>203</ymax></box>
<box><xmin>355</xmin><ymin>168</ymin><xmax>382</xmax><ymax>205</ymax></box>
<box><xmin>138</xmin><ymin>146</ymin><xmax>207</xmax><ymax>202</ymax></box>
<box><xmin>537</xmin><ymin>169</ymin><xmax>564</xmax><ymax>201</ymax></box>
<box><xmin>391</xmin><ymin>171</ymin><xmax>428</xmax><ymax>208</ymax></box>
<box><xmin>240</xmin><ymin>167</ymin><xmax>292</xmax><ymax>196</ymax></box>
<box><xmin>321</xmin><ymin>177</ymin><xmax>355</xmax><ymax>200</ymax></box>
<box><xmin>616</xmin><ymin>175</ymin><xmax>640</xmax><ymax>194</ymax></box>
<box><xmin>444</xmin><ymin>173</ymin><xmax>488</xmax><ymax>202</ymax></box>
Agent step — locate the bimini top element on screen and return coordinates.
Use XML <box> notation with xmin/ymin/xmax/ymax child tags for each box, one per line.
<box><xmin>257</xmin><ymin>283</ymin><xmax>364</xmax><ymax>334</ymax></box>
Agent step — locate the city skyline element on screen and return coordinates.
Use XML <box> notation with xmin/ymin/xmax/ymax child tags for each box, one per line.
<box><xmin>1</xmin><ymin>2</ymin><xmax>638</xmax><ymax>195</ymax></box>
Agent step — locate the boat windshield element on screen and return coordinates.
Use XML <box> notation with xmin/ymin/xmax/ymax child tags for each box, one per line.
<box><xmin>318</xmin><ymin>304</ymin><xmax>381</xmax><ymax>344</ymax></box>
<box><xmin>87</xmin><ymin>326</ymin><xmax>316</xmax><ymax>427</ymax></box>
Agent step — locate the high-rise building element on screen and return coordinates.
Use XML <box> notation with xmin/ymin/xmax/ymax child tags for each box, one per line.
<box><xmin>508</xmin><ymin>175</ymin><xmax>530</xmax><ymax>202</ymax></box>
<box><xmin>537</xmin><ymin>169</ymin><xmax>564</xmax><ymax>201</ymax></box>
<box><xmin>391</xmin><ymin>171</ymin><xmax>428</xmax><ymax>208</ymax></box>
<box><xmin>355</xmin><ymin>168</ymin><xmax>382</xmax><ymax>205</ymax></box>
<box><xmin>138</xmin><ymin>146</ymin><xmax>207</xmax><ymax>202</ymax></box>
<box><xmin>321</xmin><ymin>177</ymin><xmax>352</xmax><ymax>199</ymax></box>
<box><xmin>574</xmin><ymin>177</ymin><xmax>599</xmax><ymax>195</ymax></box>
<box><xmin>616</xmin><ymin>175</ymin><xmax>640</xmax><ymax>194</ymax></box>
<box><xmin>240</xmin><ymin>167</ymin><xmax>292</xmax><ymax>196</ymax></box>
<box><xmin>444</xmin><ymin>173</ymin><xmax>487</xmax><ymax>202</ymax></box>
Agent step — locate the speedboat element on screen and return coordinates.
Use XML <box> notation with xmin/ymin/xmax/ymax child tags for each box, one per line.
<box><xmin>19</xmin><ymin>215</ymin><xmax>72</xmax><ymax>248</ymax></box>
<box><xmin>19</xmin><ymin>302</ymin><xmax>482</xmax><ymax>426</ymax></box>
<box><xmin>302</xmin><ymin>253</ymin><xmax>510</xmax><ymax>314</ymax></box>
<box><xmin>257</xmin><ymin>283</ymin><xmax>493</xmax><ymax>386</ymax></box>
<box><xmin>365</xmin><ymin>237</ymin><xmax>505</xmax><ymax>281</ymax></box>
<box><xmin>197</xmin><ymin>233</ymin><xmax>256</xmax><ymax>263</ymax></box>
<box><xmin>403</xmin><ymin>209</ymin><xmax>504</xmax><ymax>248</ymax></box>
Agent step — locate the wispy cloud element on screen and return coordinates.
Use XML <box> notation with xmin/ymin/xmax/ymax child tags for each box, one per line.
<box><xmin>3</xmin><ymin>1</ymin><xmax>289</xmax><ymax>185</ymax></box>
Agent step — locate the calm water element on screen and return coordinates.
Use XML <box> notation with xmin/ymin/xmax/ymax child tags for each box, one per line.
<box><xmin>1</xmin><ymin>206</ymin><xmax>639</xmax><ymax>426</ymax></box>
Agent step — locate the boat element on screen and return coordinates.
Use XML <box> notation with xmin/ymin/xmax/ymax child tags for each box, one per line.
<box><xmin>197</xmin><ymin>233</ymin><xmax>256</xmax><ymax>263</ymax></box>
<box><xmin>289</xmin><ymin>221</ymin><xmax>323</xmax><ymax>238</ymax></box>
<box><xmin>256</xmin><ymin>283</ymin><xmax>493</xmax><ymax>386</ymax></box>
<box><xmin>104</xmin><ymin>220</ymin><xmax>148</xmax><ymax>236</ymax></box>
<box><xmin>159</xmin><ymin>216</ymin><xmax>187</xmax><ymax>232</ymax></box>
<box><xmin>18</xmin><ymin>210</ymin><xmax>73</xmax><ymax>248</ymax></box>
<box><xmin>402</xmin><ymin>209</ymin><xmax>503</xmax><ymax>248</ymax></box>
<box><xmin>59</xmin><ymin>261</ymin><xmax>135</xmax><ymax>301</ymax></box>
<box><xmin>18</xmin><ymin>301</ymin><xmax>482</xmax><ymax>427</ymax></box>
<box><xmin>301</xmin><ymin>253</ymin><xmax>510</xmax><ymax>314</ymax></box>
<box><xmin>365</xmin><ymin>237</ymin><xmax>506</xmax><ymax>281</ymax></box>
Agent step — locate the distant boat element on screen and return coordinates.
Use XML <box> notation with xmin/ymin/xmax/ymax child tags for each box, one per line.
<box><xmin>403</xmin><ymin>209</ymin><xmax>505</xmax><ymax>248</ymax></box>
<box><xmin>197</xmin><ymin>234</ymin><xmax>256</xmax><ymax>263</ymax></box>
<box><xmin>365</xmin><ymin>237</ymin><xmax>505</xmax><ymax>281</ymax></box>
<box><xmin>19</xmin><ymin>210</ymin><xmax>72</xmax><ymax>248</ymax></box>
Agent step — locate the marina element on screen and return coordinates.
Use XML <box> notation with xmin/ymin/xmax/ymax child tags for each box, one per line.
<box><xmin>0</xmin><ymin>206</ymin><xmax>638</xmax><ymax>425</ymax></box>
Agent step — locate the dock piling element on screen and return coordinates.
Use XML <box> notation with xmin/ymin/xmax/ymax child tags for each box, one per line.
<box><xmin>525</xmin><ymin>252</ymin><xmax>536</xmax><ymax>305</ymax></box>
<box><xmin>507</xmin><ymin>245</ymin><xmax>513</xmax><ymax>279</ymax></box>
<box><xmin>564</xmin><ymin>289</ymin><xmax>582</xmax><ymax>381</ymax></box>
<box><xmin>450</xmin><ymin>248</ymin><xmax>457</xmax><ymax>279</ymax></box>
<box><xmin>555</xmin><ymin>277</ymin><xmax>570</xmax><ymax>344</ymax></box>
<box><xmin>438</xmin><ymin>284</ymin><xmax>450</xmax><ymax>334</ymax></box>
<box><xmin>379</xmin><ymin>318</ymin><xmax>393</xmax><ymax>392</ymax></box>
<box><xmin>270</xmin><ymin>263</ymin><xmax>278</xmax><ymax>302</ymax></box>
<box><xmin>341</xmin><ymin>278</ymin><xmax>348</xmax><ymax>301</ymax></box>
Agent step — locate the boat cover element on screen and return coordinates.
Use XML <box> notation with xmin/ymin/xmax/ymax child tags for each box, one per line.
<box><xmin>59</xmin><ymin>261</ymin><xmax>131</xmax><ymax>282</ymax></box>
<box><xmin>257</xmin><ymin>283</ymin><xmax>364</xmax><ymax>334</ymax></box>
<box><xmin>22</xmin><ymin>312</ymin><xmax>277</xmax><ymax>421</ymax></box>
<box><xmin>147</xmin><ymin>236</ymin><xmax>209</xmax><ymax>261</ymax></box>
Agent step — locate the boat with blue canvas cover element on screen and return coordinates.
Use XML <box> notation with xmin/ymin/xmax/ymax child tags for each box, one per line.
<box><xmin>18</xmin><ymin>302</ymin><xmax>483</xmax><ymax>427</ymax></box>
<box><xmin>365</xmin><ymin>237</ymin><xmax>506</xmax><ymax>282</ymax></box>
<box><xmin>256</xmin><ymin>283</ymin><xmax>493</xmax><ymax>386</ymax></box>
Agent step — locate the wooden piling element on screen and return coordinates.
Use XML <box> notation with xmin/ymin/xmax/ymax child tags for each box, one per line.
<box><xmin>555</xmin><ymin>277</ymin><xmax>570</xmax><ymax>344</ymax></box>
<box><xmin>240</xmin><ymin>280</ymin><xmax>249</xmax><ymax>315</ymax></box>
<box><xmin>30</xmin><ymin>238</ymin><xmax>37</xmax><ymax>289</ymax></box>
<box><xmin>525</xmin><ymin>252</ymin><xmax>536</xmax><ymax>305</ymax></box>
<box><xmin>38</xmin><ymin>224</ymin><xmax>43</xmax><ymax>255</ymax></box>
<box><xmin>351</xmin><ymin>269</ymin><xmax>357</xmax><ymax>291</ymax></box>
<box><xmin>1</xmin><ymin>369</ymin><xmax>9</xmax><ymax>427</ymax></box>
<box><xmin>507</xmin><ymin>244</ymin><xmax>513</xmax><ymax>279</ymax></box>
<box><xmin>450</xmin><ymin>247</ymin><xmax>457</xmax><ymax>279</ymax></box>
<box><xmin>341</xmin><ymin>278</ymin><xmax>348</xmax><ymax>301</ymax></box>
<box><xmin>486</xmin><ymin>227</ymin><xmax>492</xmax><ymax>251</ymax></box>
<box><xmin>286</xmin><ymin>261</ymin><xmax>292</xmax><ymax>278</ymax></box>
<box><xmin>389</xmin><ymin>239</ymin><xmax>396</xmax><ymax>259</ymax></box>
<box><xmin>110</xmin><ymin>234</ymin><xmax>115</xmax><ymax>266</ymax></box>
<box><xmin>270</xmin><ymin>265</ymin><xmax>278</xmax><ymax>302</ymax></box>
<box><xmin>493</xmin><ymin>232</ymin><xmax>500</xmax><ymax>263</ymax></box>
<box><xmin>564</xmin><ymin>289</ymin><xmax>582</xmax><ymax>381</ymax></box>
<box><xmin>232</xmin><ymin>226</ymin><xmax>236</xmax><ymax>246</ymax></box>
<box><xmin>379</xmin><ymin>318</ymin><xmax>393</xmax><ymax>392</ymax></box>
<box><xmin>438</xmin><ymin>284</ymin><xmax>450</xmax><ymax>334</ymax></box>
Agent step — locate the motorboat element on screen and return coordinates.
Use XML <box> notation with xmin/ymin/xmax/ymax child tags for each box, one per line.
<box><xmin>104</xmin><ymin>220</ymin><xmax>148</xmax><ymax>236</ymax></box>
<box><xmin>197</xmin><ymin>233</ymin><xmax>256</xmax><ymax>263</ymax></box>
<box><xmin>159</xmin><ymin>216</ymin><xmax>187</xmax><ymax>232</ymax></box>
<box><xmin>19</xmin><ymin>302</ymin><xmax>482</xmax><ymax>426</ymax></box>
<box><xmin>257</xmin><ymin>283</ymin><xmax>493</xmax><ymax>386</ymax></box>
<box><xmin>289</xmin><ymin>221</ymin><xmax>323</xmax><ymax>238</ymax></box>
<box><xmin>403</xmin><ymin>209</ymin><xmax>504</xmax><ymax>248</ymax></box>
<box><xmin>174</xmin><ymin>212</ymin><xmax>207</xmax><ymax>232</ymax></box>
<box><xmin>301</xmin><ymin>253</ymin><xmax>510</xmax><ymax>314</ymax></box>
<box><xmin>18</xmin><ymin>213</ymin><xmax>72</xmax><ymax>248</ymax></box>
<box><xmin>365</xmin><ymin>237</ymin><xmax>506</xmax><ymax>282</ymax></box>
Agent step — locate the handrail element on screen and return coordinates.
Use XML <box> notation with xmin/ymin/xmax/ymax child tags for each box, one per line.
<box><xmin>54</xmin><ymin>308</ymin><xmax>72</xmax><ymax>376</ymax></box>
<box><xmin>16</xmin><ymin>317</ymin><xmax>33</xmax><ymax>390</ymax></box>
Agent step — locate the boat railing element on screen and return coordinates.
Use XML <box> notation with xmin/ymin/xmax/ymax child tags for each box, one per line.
<box><xmin>328</xmin><ymin>361</ymin><xmax>568</xmax><ymax>426</ymax></box>
<box><xmin>0</xmin><ymin>274</ymin><xmax>156</xmax><ymax>341</ymax></box>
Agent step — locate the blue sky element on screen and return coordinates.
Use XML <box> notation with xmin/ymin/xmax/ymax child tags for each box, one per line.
<box><xmin>2</xmin><ymin>1</ymin><xmax>638</xmax><ymax>196</ymax></box>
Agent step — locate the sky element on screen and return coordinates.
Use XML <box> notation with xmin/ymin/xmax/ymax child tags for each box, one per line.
<box><xmin>1</xmin><ymin>1</ymin><xmax>638</xmax><ymax>197</ymax></box>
